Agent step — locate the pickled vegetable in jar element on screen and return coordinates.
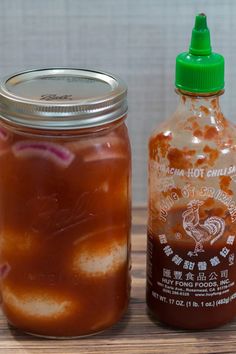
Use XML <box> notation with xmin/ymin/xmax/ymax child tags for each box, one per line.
<box><xmin>147</xmin><ymin>14</ymin><xmax>236</xmax><ymax>329</ymax></box>
<box><xmin>0</xmin><ymin>68</ymin><xmax>131</xmax><ymax>337</ymax></box>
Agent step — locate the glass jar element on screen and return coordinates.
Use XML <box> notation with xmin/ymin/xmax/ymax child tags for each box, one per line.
<box><xmin>0</xmin><ymin>68</ymin><xmax>131</xmax><ymax>338</ymax></box>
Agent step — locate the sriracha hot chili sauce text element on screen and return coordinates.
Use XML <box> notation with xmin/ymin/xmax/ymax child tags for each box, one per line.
<box><xmin>0</xmin><ymin>69</ymin><xmax>131</xmax><ymax>337</ymax></box>
<box><xmin>147</xmin><ymin>14</ymin><xmax>236</xmax><ymax>329</ymax></box>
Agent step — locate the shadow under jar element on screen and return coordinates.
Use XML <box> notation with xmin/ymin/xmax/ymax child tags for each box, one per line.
<box><xmin>0</xmin><ymin>68</ymin><xmax>131</xmax><ymax>338</ymax></box>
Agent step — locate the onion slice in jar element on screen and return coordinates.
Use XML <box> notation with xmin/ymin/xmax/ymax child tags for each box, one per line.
<box><xmin>84</xmin><ymin>149</ymin><xmax>126</xmax><ymax>162</ymax></box>
<box><xmin>12</xmin><ymin>140</ymin><xmax>75</xmax><ymax>168</ymax></box>
<box><xmin>67</xmin><ymin>136</ymin><xmax>127</xmax><ymax>162</ymax></box>
<box><xmin>0</xmin><ymin>127</ymin><xmax>9</xmax><ymax>141</ymax></box>
<box><xmin>0</xmin><ymin>263</ymin><xmax>10</xmax><ymax>279</ymax></box>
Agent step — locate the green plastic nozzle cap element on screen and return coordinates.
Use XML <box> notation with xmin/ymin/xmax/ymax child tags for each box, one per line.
<box><xmin>175</xmin><ymin>13</ymin><xmax>224</xmax><ymax>93</ymax></box>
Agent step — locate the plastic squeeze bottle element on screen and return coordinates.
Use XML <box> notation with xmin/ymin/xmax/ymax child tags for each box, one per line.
<box><xmin>147</xmin><ymin>13</ymin><xmax>236</xmax><ymax>329</ymax></box>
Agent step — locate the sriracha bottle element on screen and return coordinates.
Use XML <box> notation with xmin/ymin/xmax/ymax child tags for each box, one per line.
<box><xmin>147</xmin><ymin>13</ymin><xmax>236</xmax><ymax>329</ymax></box>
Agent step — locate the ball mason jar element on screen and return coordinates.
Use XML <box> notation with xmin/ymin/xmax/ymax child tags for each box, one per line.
<box><xmin>0</xmin><ymin>68</ymin><xmax>131</xmax><ymax>338</ymax></box>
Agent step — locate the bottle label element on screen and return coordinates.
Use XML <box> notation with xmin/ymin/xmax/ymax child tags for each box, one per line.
<box><xmin>148</xmin><ymin>162</ymin><xmax>236</xmax><ymax>309</ymax></box>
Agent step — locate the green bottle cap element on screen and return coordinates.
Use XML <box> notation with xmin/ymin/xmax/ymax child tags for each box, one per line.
<box><xmin>175</xmin><ymin>13</ymin><xmax>224</xmax><ymax>93</ymax></box>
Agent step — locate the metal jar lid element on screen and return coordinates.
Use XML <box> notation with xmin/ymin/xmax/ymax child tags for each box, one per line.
<box><xmin>0</xmin><ymin>68</ymin><xmax>128</xmax><ymax>130</ymax></box>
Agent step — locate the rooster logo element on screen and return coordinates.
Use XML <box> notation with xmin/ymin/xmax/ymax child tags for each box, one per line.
<box><xmin>182</xmin><ymin>200</ymin><xmax>225</xmax><ymax>256</ymax></box>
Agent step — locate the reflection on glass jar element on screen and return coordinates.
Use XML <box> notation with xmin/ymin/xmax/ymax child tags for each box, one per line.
<box><xmin>0</xmin><ymin>68</ymin><xmax>131</xmax><ymax>338</ymax></box>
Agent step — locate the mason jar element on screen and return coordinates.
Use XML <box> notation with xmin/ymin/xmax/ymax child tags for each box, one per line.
<box><xmin>0</xmin><ymin>68</ymin><xmax>131</xmax><ymax>338</ymax></box>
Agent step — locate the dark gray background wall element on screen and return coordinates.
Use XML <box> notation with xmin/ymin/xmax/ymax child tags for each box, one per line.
<box><xmin>0</xmin><ymin>0</ymin><xmax>234</xmax><ymax>204</ymax></box>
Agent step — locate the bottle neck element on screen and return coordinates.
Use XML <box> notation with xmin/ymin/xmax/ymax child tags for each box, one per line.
<box><xmin>176</xmin><ymin>89</ymin><xmax>223</xmax><ymax>116</ymax></box>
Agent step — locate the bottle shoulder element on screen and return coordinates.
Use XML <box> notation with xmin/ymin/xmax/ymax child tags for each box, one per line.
<box><xmin>149</xmin><ymin>109</ymin><xmax>236</xmax><ymax>170</ymax></box>
<box><xmin>149</xmin><ymin>109</ymin><xmax>236</xmax><ymax>147</ymax></box>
